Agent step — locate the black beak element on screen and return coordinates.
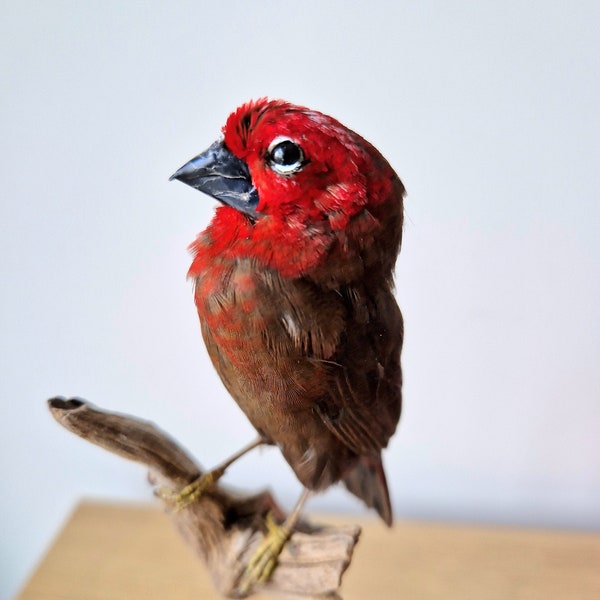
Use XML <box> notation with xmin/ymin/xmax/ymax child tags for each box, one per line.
<box><xmin>170</xmin><ymin>139</ymin><xmax>260</xmax><ymax>219</ymax></box>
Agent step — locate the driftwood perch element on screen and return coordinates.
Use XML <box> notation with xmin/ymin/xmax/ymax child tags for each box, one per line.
<box><xmin>48</xmin><ymin>397</ymin><xmax>360</xmax><ymax>599</ymax></box>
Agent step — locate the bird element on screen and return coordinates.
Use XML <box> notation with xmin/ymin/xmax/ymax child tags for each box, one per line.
<box><xmin>170</xmin><ymin>98</ymin><xmax>405</xmax><ymax>588</ymax></box>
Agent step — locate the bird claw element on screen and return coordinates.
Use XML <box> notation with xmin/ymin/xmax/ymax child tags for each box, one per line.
<box><xmin>158</xmin><ymin>468</ymin><xmax>222</xmax><ymax>512</ymax></box>
<box><xmin>238</xmin><ymin>512</ymin><xmax>291</xmax><ymax>595</ymax></box>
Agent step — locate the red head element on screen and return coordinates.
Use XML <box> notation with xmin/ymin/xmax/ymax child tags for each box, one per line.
<box><xmin>172</xmin><ymin>99</ymin><xmax>405</xmax><ymax>284</ymax></box>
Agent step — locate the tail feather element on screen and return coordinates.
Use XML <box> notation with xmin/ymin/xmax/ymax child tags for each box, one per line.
<box><xmin>342</xmin><ymin>456</ymin><xmax>392</xmax><ymax>526</ymax></box>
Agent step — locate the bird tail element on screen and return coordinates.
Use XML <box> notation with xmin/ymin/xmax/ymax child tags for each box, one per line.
<box><xmin>342</xmin><ymin>455</ymin><xmax>393</xmax><ymax>526</ymax></box>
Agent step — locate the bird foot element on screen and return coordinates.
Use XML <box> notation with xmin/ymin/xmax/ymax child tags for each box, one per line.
<box><xmin>158</xmin><ymin>467</ymin><xmax>223</xmax><ymax>512</ymax></box>
<box><xmin>238</xmin><ymin>512</ymin><xmax>291</xmax><ymax>595</ymax></box>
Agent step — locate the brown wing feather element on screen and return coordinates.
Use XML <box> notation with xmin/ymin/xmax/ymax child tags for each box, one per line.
<box><xmin>258</xmin><ymin>270</ymin><xmax>403</xmax><ymax>465</ymax></box>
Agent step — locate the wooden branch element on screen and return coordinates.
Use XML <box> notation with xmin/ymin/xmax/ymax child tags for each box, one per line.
<box><xmin>48</xmin><ymin>397</ymin><xmax>360</xmax><ymax>599</ymax></box>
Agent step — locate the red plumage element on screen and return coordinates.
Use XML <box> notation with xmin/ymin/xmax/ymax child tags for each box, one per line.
<box><xmin>174</xmin><ymin>99</ymin><xmax>405</xmax><ymax>525</ymax></box>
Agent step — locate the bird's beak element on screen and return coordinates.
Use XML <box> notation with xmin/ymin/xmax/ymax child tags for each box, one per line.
<box><xmin>170</xmin><ymin>139</ymin><xmax>260</xmax><ymax>219</ymax></box>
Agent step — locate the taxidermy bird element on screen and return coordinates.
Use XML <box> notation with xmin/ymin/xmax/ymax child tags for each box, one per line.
<box><xmin>170</xmin><ymin>98</ymin><xmax>405</xmax><ymax>588</ymax></box>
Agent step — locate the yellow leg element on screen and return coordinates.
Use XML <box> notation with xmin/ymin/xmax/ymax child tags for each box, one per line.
<box><xmin>164</xmin><ymin>467</ymin><xmax>223</xmax><ymax>512</ymax></box>
<box><xmin>238</xmin><ymin>488</ymin><xmax>311</xmax><ymax>594</ymax></box>
<box><xmin>159</xmin><ymin>437</ymin><xmax>265</xmax><ymax>512</ymax></box>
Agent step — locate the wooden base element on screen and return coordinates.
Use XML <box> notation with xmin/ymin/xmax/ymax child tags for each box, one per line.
<box><xmin>18</xmin><ymin>501</ymin><xmax>600</xmax><ymax>600</ymax></box>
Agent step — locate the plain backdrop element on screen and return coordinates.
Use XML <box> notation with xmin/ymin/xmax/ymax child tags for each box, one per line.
<box><xmin>2</xmin><ymin>1</ymin><xmax>599</xmax><ymax>598</ymax></box>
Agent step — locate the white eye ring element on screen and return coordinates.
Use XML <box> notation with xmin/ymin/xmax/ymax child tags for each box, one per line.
<box><xmin>266</xmin><ymin>136</ymin><xmax>305</xmax><ymax>175</ymax></box>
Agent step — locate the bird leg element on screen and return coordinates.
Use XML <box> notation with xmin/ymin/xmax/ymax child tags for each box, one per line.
<box><xmin>160</xmin><ymin>437</ymin><xmax>266</xmax><ymax>511</ymax></box>
<box><xmin>238</xmin><ymin>487</ymin><xmax>312</xmax><ymax>595</ymax></box>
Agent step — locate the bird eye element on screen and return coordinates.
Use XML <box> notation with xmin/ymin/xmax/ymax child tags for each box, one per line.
<box><xmin>266</xmin><ymin>137</ymin><xmax>305</xmax><ymax>175</ymax></box>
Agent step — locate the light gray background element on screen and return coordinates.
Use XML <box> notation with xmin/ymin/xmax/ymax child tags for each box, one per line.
<box><xmin>2</xmin><ymin>1</ymin><xmax>599</xmax><ymax>598</ymax></box>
